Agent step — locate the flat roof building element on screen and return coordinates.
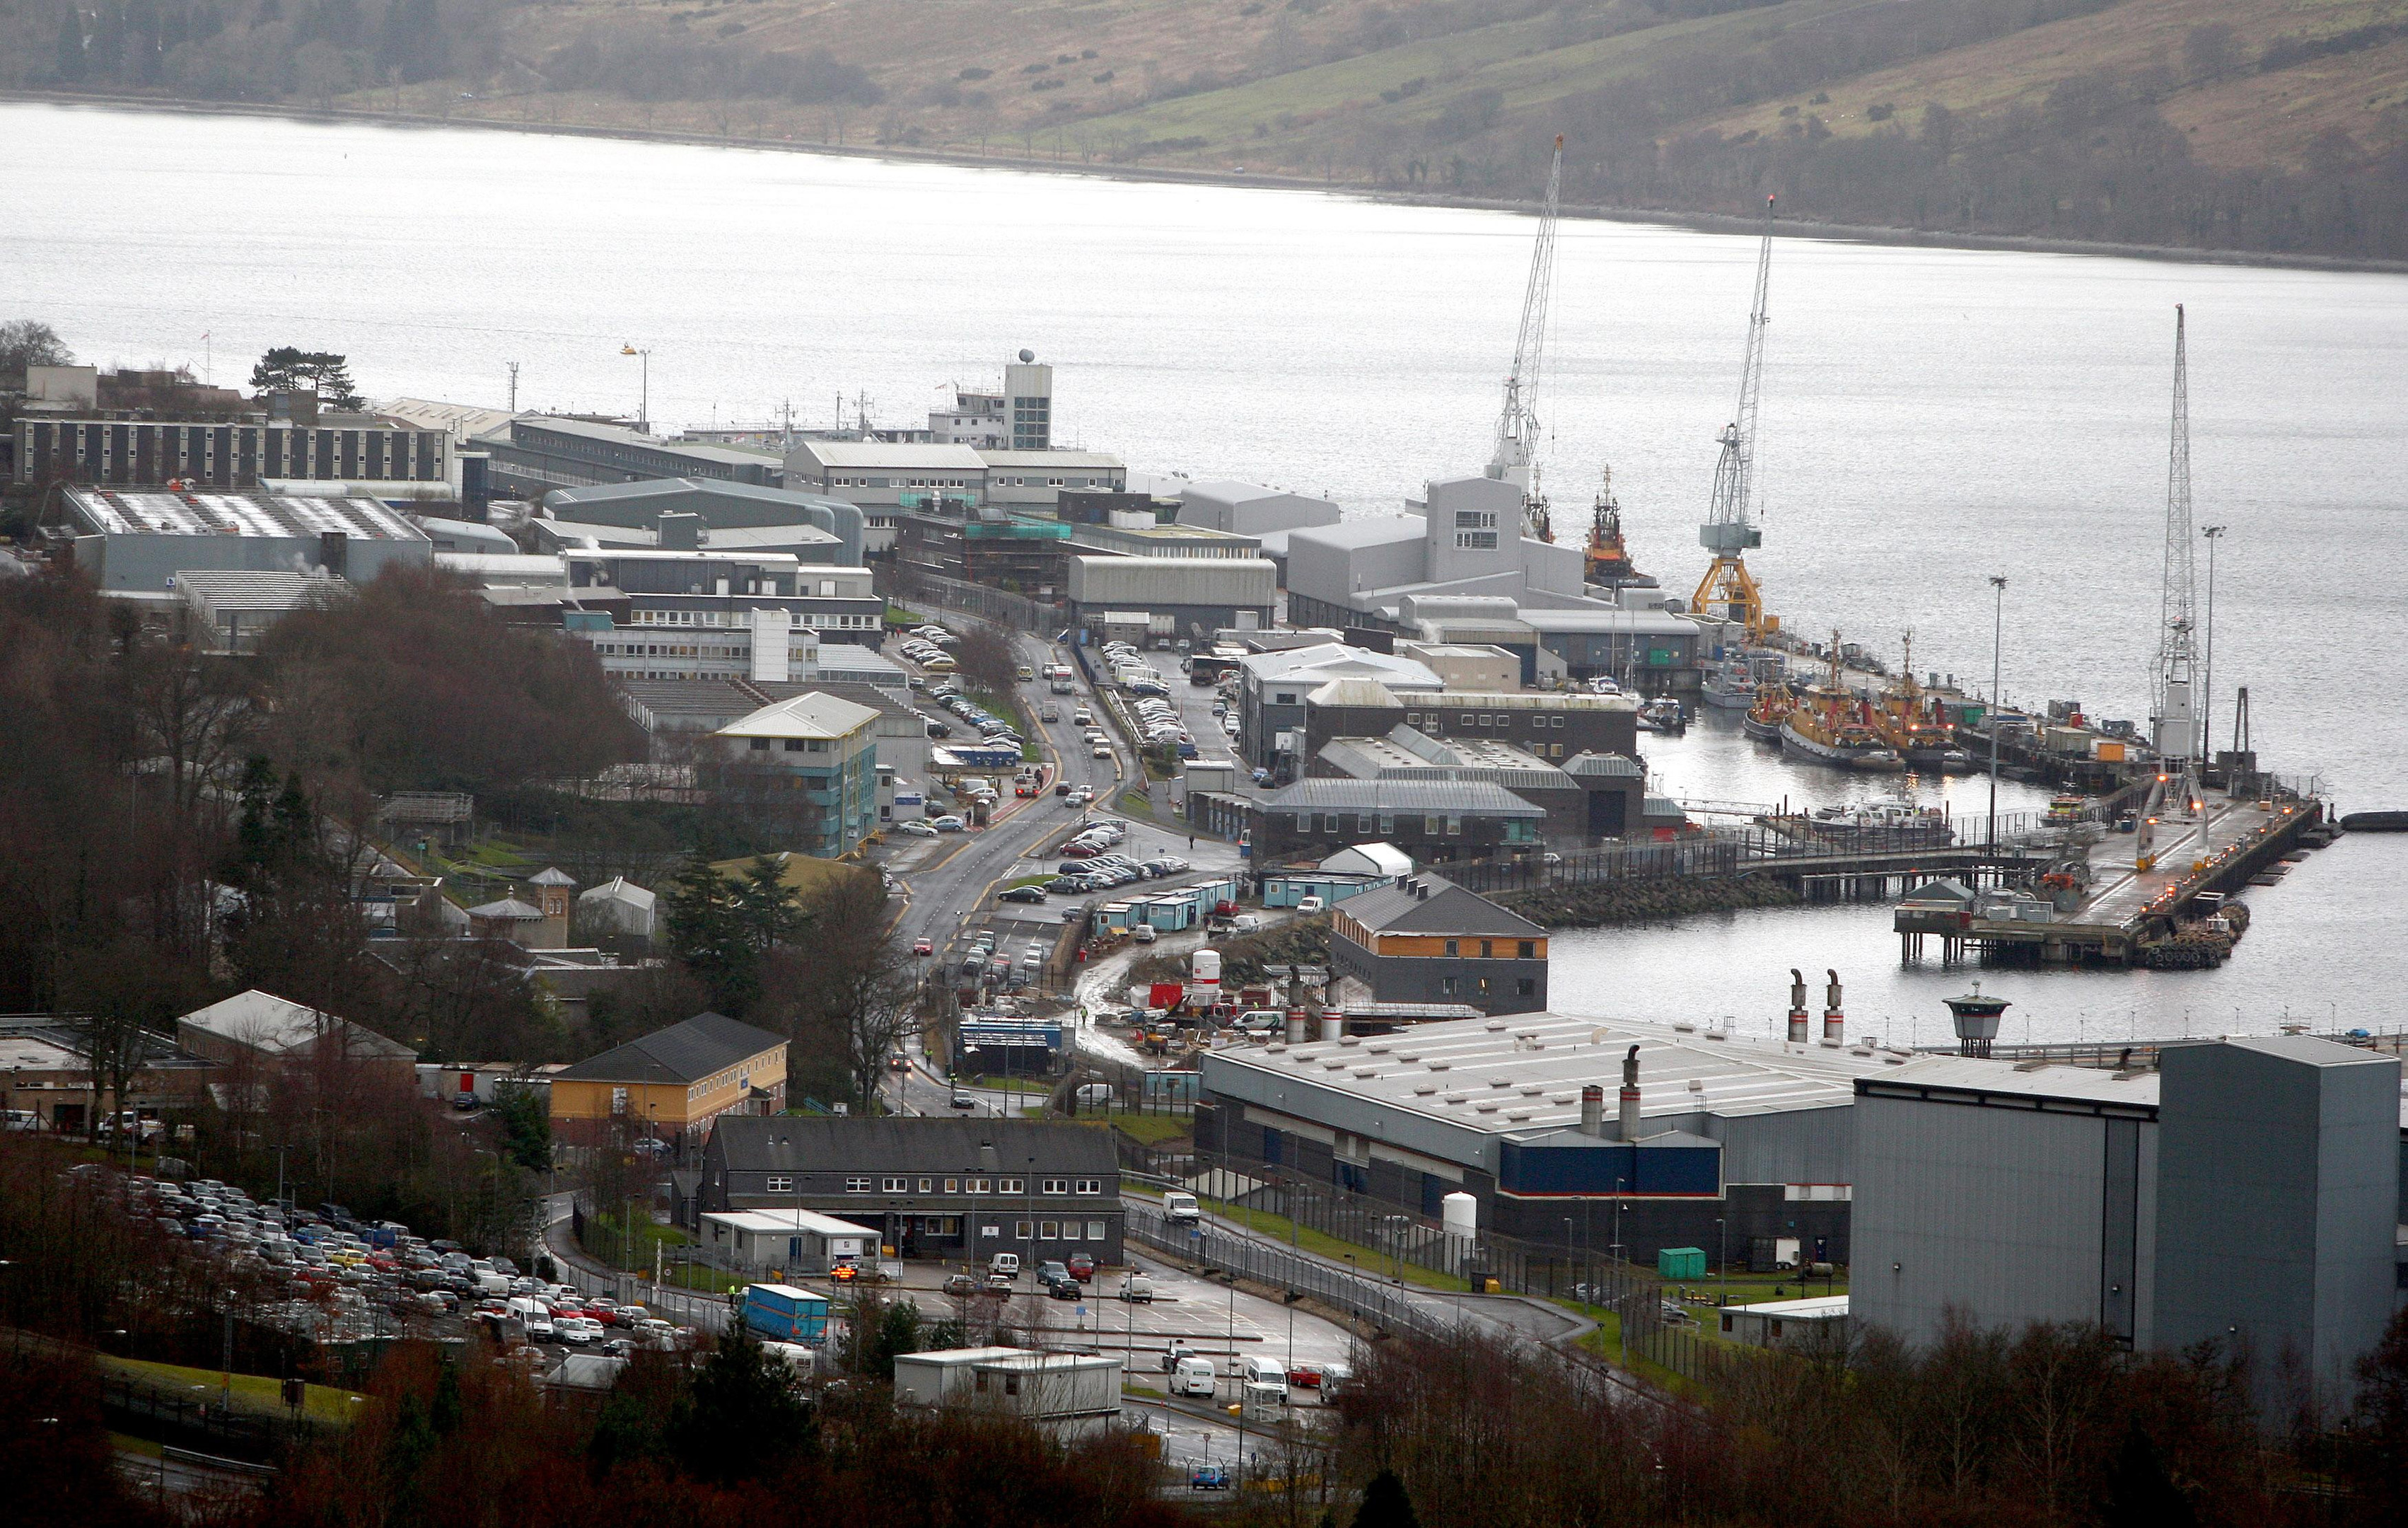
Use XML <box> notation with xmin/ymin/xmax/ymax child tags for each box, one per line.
<box><xmin>53</xmin><ymin>486</ymin><xmax>431</xmax><ymax>593</ymax></box>
<box><xmin>481</xmin><ymin>416</ymin><xmax>782</xmax><ymax>497</ymax></box>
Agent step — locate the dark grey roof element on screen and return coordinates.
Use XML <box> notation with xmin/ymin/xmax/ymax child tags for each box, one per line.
<box><xmin>1261</xmin><ymin>779</ymin><xmax>1545</xmax><ymax>816</ymax></box>
<box><xmin>556</xmin><ymin>1012</ymin><xmax>785</xmax><ymax>1085</ymax></box>
<box><xmin>1335</xmin><ymin>874</ymin><xmax>1545</xmax><ymax>939</ymax></box>
<box><xmin>709</xmin><ymin>1116</ymin><xmax>1119</xmax><ymax>1176</ymax></box>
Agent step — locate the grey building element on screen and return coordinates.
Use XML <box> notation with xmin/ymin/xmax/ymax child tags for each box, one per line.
<box><xmin>1300</xmin><ymin>681</ymin><xmax>1641</xmax><ymax>772</ymax></box>
<box><xmin>1240</xmin><ymin>777</ymin><xmax>1546</xmax><ymax>864</ymax></box>
<box><xmin>1176</xmin><ymin>480</ymin><xmax>1342</xmax><ymax>538</ymax></box>
<box><xmin>1235</xmin><ymin>643</ymin><xmax>1443</xmax><ymax>771</ymax></box>
<box><xmin>1329</xmin><ymin>873</ymin><xmax>1549</xmax><ymax>1015</ymax></box>
<box><xmin>540</xmin><ymin>478</ymin><xmax>866</xmax><ymax>567</ymax></box>
<box><xmin>559</xmin><ymin>550</ymin><xmax>883</xmax><ymax>685</ymax></box>
<box><xmin>480</xmin><ymin>416</ymin><xmax>783</xmax><ymax>497</ymax></box>
<box><xmin>698</xmin><ymin>1116</ymin><xmax>1123</xmax><ymax>1266</ymax></box>
<box><xmin>1065</xmin><ymin>555</ymin><xmax>1278</xmax><ymax>638</ymax></box>
<box><xmin>1309</xmin><ymin>727</ymin><xmax>1637</xmax><ymax>844</ymax></box>
<box><xmin>1518</xmin><ymin>608</ymin><xmax>1707</xmax><ymax>695</ymax></box>
<box><xmin>1284</xmin><ymin>475</ymin><xmax>1592</xmax><ymax>630</ymax></box>
<box><xmin>1853</xmin><ymin>1037</ymin><xmax>2404</xmax><ymax>1416</ymax></box>
<box><xmin>15</xmin><ymin>413</ymin><xmax>449</xmax><ymax>490</ymax></box>
<box><xmin>1197</xmin><ymin>1012</ymin><xmax>1881</xmax><ymax>1256</ymax></box>
<box><xmin>52</xmin><ymin>486</ymin><xmax>431</xmax><ymax>594</ymax></box>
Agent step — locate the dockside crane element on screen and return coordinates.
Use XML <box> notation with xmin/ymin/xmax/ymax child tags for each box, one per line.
<box><xmin>1487</xmin><ymin>135</ymin><xmax>1564</xmax><ymax>544</ymax></box>
<box><xmin>2136</xmin><ymin>304</ymin><xmax>2204</xmax><ymax>873</ymax></box>
<box><xmin>1692</xmin><ymin>195</ymin><xmax>1777</xmax><ymax>641</ymax></box>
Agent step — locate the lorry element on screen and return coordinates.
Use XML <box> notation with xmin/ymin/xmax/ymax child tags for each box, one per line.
<box><xmin>740</xmin><ymin>1283</ymin><xmax>832</xmax><ymax>1344</ymax></box>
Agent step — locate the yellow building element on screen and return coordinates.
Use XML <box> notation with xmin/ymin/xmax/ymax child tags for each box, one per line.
<box><xmin>550</xmin><ymin>1012</ymin><xmax>788</xmax><ymax>1147</ymax></box>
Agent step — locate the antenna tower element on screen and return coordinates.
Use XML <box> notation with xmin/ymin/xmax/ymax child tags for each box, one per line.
<box><xmin>1691</xmin><ymin>196</ymin><xmax>1776</xmax><ymax>641</ymax></box>
<box><xmin>1489</xmin><ymin>136</ymin><xmax>1564</xmax><ymax>543</ymax></box>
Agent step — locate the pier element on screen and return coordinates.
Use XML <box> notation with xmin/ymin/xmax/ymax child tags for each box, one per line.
<box><xmin>1895</xmin><ymin>786</ymin><xmax>2322</xmax><ymax>968</ymax></box>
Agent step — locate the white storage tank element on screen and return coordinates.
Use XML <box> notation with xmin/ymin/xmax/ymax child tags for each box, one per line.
<box><xmin>1192</xmin><ymin>949</ymin><xmax>1222</xmax><ymax>985</ymax></box>
<box><xmin>1441</xmin><ymin>1191</ymin><xmax>1478</xmax><ymax>1239</ymax></box>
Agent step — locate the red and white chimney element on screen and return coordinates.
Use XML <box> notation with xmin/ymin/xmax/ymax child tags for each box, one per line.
<box><xmin>1822</xmin><ymin>968</ymin><xmax>1846</xmax><ymax>1042</ymax></box>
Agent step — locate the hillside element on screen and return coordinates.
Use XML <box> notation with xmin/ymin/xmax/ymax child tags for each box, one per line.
<box><xmin>6</xmin><ymin>0</ymin><xmax>2405</xmax><ymax>260</ymax></box>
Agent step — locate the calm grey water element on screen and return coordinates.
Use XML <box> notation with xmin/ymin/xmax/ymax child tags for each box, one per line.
<box><xmin>9</xmin><ymin>102</ymin><xmax>2406</xmax><ymax>1041</ymax></box>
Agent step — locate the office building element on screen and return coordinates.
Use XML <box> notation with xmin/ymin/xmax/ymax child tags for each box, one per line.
<box><xmin>1235</xmin><ymin>643</ymin><xmax>1443</xmax><ymax>771</ymax></box>
<box><xmin>15</xmin><ymin>410</ymin><xmax>450</xmax><ymax>490</ymax></box>
<box><xmin>1065</xmin><ymin>555</ymin><xmax>1278</xmax><ymax>638</ymax></box>
<box><xmin>1175</xmin><ymin>480</ymin><xmax>1342</xmax><ymax>584</ymax></box>
<box><xmin>1237</xmin><ymin>777</ymin><xmax>1546</xmax><ymax>862</ymax></box>
<box><xmin>558</xmin><ymin>548</ymin><xmax>883</xmax><ymax>684</ymax></box>
<box><xmin>699</xmin><ymin>1116</ymin><xmax>1123</xmax><ymax>1264</ymax></box>
<box><xmin>52</xmin><ymin>486</ymin><xmax>431</xmax><ymax>594</ymax></box>
<box><xmin>1329</xmin><ymin>874</ymin><xmax>1549</xmax><ymax>1015</ymax></box>
<box><xmin>714</xmin><ymin>690</ymin><xmax>884</xmax><ymax>857</ymax></box>
<box><xmin>925</xmin><ymin>357</ymin><xmax>1057</xmax><ymax>450</ymax></box>
<box><xmin>893</xmin><ymin>504</ymin><xmax>1074</xmax><ymax>596</ymax></box>
<box><xmin>549</xmin><ymin>1012</ymin><xmax>789</xmax><ymax>1147</ymax></box>
<box><xmin>1301</xmin><ymin>681</ymin><xmax>1641</xmax><ymax>769</ymax></box>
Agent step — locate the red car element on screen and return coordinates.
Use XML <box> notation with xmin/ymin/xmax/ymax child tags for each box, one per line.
<box><xmin>913</xmin><ymin>937</ymin><xmax>934</xmax><ymax>956</ymax></box>
<box><xmin>1066</xmin><ymin>1254</ymin><xmax>1095</xmax><ymax>1283</ymax></box>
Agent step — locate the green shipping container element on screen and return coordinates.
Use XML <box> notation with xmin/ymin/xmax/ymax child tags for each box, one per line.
<box><xmin>1657</xmin><ymin>1246</ymin><xmax>1707</xmax><ymax>1281</ymax></box>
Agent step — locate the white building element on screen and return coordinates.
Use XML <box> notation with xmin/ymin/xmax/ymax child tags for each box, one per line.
<box><xmin>892</xmin><ymin>1348</ymin><xmax>1125</xmax><ymax>1438</ymax></box>
<box><xmin>697</xmin><ymin>1208</ymin><xmax>880</xmax><ymax>1275</ymax></box>
<box><xmin>1284</xmin><ymin>475</ymin><xmax>1591</xmax><ymax>630</ymax></box>
<box><xmin>576</xmin><ymin>876</ymin><xmax>658</xmax><ymax>941</ymax></box>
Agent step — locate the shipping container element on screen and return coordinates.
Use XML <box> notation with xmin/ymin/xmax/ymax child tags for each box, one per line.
<box><xmin>742</xmin><ymin>1283</ymin><xmax>831</xmax><ymax>1344</ymax></box>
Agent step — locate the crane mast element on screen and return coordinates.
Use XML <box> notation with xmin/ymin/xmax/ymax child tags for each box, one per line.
<box><xmin>2136</xmin><ymin>304</ymin><xmax>2204</xmax><ymax>873</ymax></box>
<box><xmin>1489</xmin><ymin>136</ymin><xmax>1564</xmax><ymax>543</ymax></box>
<box><xmin>1691</xmin><ymin>195</ymin><xmax>1776</xmax><ymax>640</ymax></box>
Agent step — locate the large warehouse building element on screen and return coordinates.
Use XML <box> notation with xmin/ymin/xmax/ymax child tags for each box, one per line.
<box><xmin>53</xmin><ymin>485</ymin><xmax>432</xmax><ymax>593</ymax></box>
<box><xmin>1197</xmin><ymin>1012</ymin><xmax>1888</xmax><ymax>1261</ymax></box>
<box><xmin>1854</xmin><ymin>1035</ymin><xmax>2404</xmax><ymax>1413</ymax></box>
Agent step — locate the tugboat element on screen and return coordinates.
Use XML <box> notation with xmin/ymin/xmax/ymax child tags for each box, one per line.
<box><xmin>1869</xmin><ymin>632</ymin><xmax>1973</xmax><ymax>772</ymax></box>
<box><xmin>1743</xmin><ymin>682</ymin><xmax>1794</xmax><ymax>743</ymax></box>
<box><xmin>1780</xmin><ymin>635</ymin><xmax>1903</xmax><ymax>772</ymax></box>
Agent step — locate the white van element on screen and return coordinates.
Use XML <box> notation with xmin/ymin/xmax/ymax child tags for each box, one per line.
<box><xmin>1171</xmin><ymin>1356</ymin><xmax>1218</xmax><ymax>1398</ymax></box>
<box><xmin>1234</xmin><ymin>1353</ymin><xmax>1289</xmax><ymax>1398</ymax></box>
<box><xmin>1163</xmin><ymin>1192</ymin><xmax>1201</xmax><ymax>1225</ymax></box>
<box><xmin>988</xmin><ymin>1251</ymin><xmax>1020</xmax><ymax>1279</ymax></box>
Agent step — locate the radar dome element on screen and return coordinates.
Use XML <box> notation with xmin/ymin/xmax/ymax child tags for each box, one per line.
<box><xmin>1018</xmin><ymin>348</ymin><xmax>1035</xmax><ymax>363</ymax></box>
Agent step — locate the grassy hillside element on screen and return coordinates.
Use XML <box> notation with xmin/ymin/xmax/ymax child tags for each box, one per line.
<box><xmin>6</xmin><ymin>0</ymin><xmax>2405</xmax><ymax>259</ymax></box>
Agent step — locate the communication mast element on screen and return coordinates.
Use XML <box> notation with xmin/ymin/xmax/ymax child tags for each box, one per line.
<box><xmin>2136</xmin><ymin>305</ymin><xmax>2204</xmax><ymax>873</ymax></box>
<box><xmin>1691</xmin><ymin>195</ymin><xmax>1777</xmax><ymax>641</ymax></box>
<box><xmin>1488</xmin><ymin>136</ymin><xmax>1564</xmax><ymax>543</ymax></box>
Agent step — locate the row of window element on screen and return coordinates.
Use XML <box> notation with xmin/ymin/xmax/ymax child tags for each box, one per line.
<box><xmin>1301</xmin><ymin>811</ymin><xmax>1463</xmax><ymax>836</ymax></box>
<box><xmin>762</xmin><ymin>1174</ymin><xmax>1104</xmax><ymax>1196</ymax></box>
<box><xmin>1431</xmin><ymin>938</ymin><xmax>1539</xmax><ymax>959</ymax></box>
<box><xmin>1441</xmin><ymin>975</ymin><xmax>1540</xmax><ymax>998</ymax></box>
<box><xmin>1406</xmin><ymin>710</ymin><xmax>1573</xmax><ymax>730</ymax></box>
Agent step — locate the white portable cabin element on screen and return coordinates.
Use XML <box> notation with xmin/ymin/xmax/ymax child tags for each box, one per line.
<box><xmin>892</xmin><ymin>1347</ymin><xmax>1127</xmax><ymax>1438</ymax></box>
<box><xmin>698</xmin><ymin>1208</ymin><xmax>880</xmax><ymax>1275</ymax></box>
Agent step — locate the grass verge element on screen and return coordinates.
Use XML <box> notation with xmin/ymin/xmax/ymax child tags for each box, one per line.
<box><xmin>101</xmin><ymin>1355</ymin><xmax>369</xmax><ymax>1423</ymax></box>
<box><xmin>1200</xmin><ymin>1198</ymin><xmax>1470</xmax><ymax>1294</ymax></box>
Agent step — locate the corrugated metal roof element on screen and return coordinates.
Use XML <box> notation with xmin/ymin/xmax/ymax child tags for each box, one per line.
<box><xmin>1067</xmin><ymin>556</ymin><xmax>1275</xmax><ymax>604</ymax></box>
<box><xmin>708</xmin><ymin>1116</ymin><xmax>1119</xmax><ymax>1175</ymax></box>
<box><xmin>1260</xmin><ymin>778</ymin><xmax>1544</xmax><ymax>816</ymax></box>
<box><xmin>791</xmin><ymin>441</ymin><xmax>988</xmax><ymax>469</ymax></box>
<box><xmin>1337</xmin><ymin>874</ymin><xmax>1543</xmax><ymax>937</ymax></box>
<box><xmin>69</xmin><ymin>487</ymin><xmax>429</xmax><ymax>543</ymax></box>
<box><xmin>718</xmin><ymin>691</ymin><xmax>881</xmax><ymax>741</ymax></box>
<box><xmin>175</xmin><ymin>569</ymin><xmax>346</xmax><ymax>615</ymax></box>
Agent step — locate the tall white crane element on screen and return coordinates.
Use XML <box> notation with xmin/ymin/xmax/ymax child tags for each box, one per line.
<box><xmin>2136</xmin><ymin>304</ymin><xmax>2204</xmax><ymax>873</ymax></box>
<box><xmin>1487</xmin><ymin>135</ymin><xmax>1564</xmax><ymax>543</ymax></box>
<box><xmin>1691</xmin><ymin>195</ymin><xmax>1776</xmax><ymax>641</ymax></box>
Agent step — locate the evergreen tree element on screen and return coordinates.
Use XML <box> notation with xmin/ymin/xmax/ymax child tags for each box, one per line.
<box><xmin>666</xmin><ymin>1325</ymin><xmax>813</xmax><ymax>1484</ymax></box>
<box><xmin>248</xmin><ymin>345</ymin><xmax>364</xmax><ymax>407</ymax></box>
<box><xmin>1353</xmin><ymin>1470</ymin><xmax>1420</xmax><ymax>1528</ymax></box>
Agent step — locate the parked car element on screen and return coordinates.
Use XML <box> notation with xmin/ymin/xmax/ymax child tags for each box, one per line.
<box><xmin>929</xmin><ymin>815</ymin><xmax>966</xmax><ymax>832</ymax></box>
<box><xmin>1190</xmin><ymin>1464</ymin><xmax>1231</xmax><ymax>1491</ymax></box>
<box><xmin>1066</xmin><ymin>1253</ymin><xmax>1095</xmax><ymax>1282</ymax></box>
<box><xmin>999</xmin><ymin>886</ymin><xmax>1048</xmax><ymax>904</ymax></box>
<box><xmin>895</xmin><ymin>819</ymin><xmax>939</xmax><ymax>838</ymax></box>
<box><xmin>943</xmin><ymin>1273</ymin><xmax>980</xmax><ymax>1297</ymax></box>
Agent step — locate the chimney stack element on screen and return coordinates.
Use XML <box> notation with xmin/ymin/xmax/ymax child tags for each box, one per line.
<box><xmin>1319</xmin><ymin>1014</ymin><xmax>1343</xmax><ymax>1042</ymax></box>
<box><xmin>1580</xmin><ymin>1084</ymin><xmax>1605</xmax><ymax>1138</ymax></box>
<box><xmin>1617</xmin><ymin>1045</ymin><xmax>1641</xmax><ymax>1141</ymax></box>
<box><xmin>1787</xmin><ymin>968</ymin><xmax>1809</xmax><ymax>1043</ymax></box>
<box><xmin>1284</xmin><ymin>1008</ymin><xmax>1307</xmax><ymax>1045</ymax></box>
<box><xmin>1822</xmin><ymin>968</ymin><xmax>1845</xmax><ymax>1042</ymax></box>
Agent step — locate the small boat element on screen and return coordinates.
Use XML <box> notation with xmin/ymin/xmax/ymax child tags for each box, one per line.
<box><xmin>1639</xmin><ymin>697</ymin><xmax>1687</xmax><ymax>734</ymax></box>
<box><xmin>1808</xmin><ymin>798</ymin><xmax>1955</xmax><ymax>846</ymax></box>
<box><xmin>1699</xmin><ymin>654</ymin><xmax>1756</xmax><ymax>711</ymax></box>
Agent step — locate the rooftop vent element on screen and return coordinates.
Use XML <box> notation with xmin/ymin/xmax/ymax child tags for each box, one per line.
<box><xmin>1484</xmin><ymin>1020</ymin><xmax>1506</xmax><ymax>1031</ymax></box>
<box><xmin>1671</xmin><ymin>1021</ymin><xmax>1697</xmax><ymax>1034</ymax></box>
<box><xmin>1351</xmin><ymin>1067</ymin><xmax>1378</xmax><ymax>1078</ymax></box>
<box><xmin>1338</xmin><ymin>1035</ymin><xmax>1360</xmax><ymax>1046</ymax></box>
<box><xmin>1427</xmin><ymin>1060</ymin><xmax>1450</xmax><ymax>1071</ymax></box>
<box><xmin>1412</xmin><ymin>1083</ymin><xmax>1438</xmax><ymax>1096</ymax></box>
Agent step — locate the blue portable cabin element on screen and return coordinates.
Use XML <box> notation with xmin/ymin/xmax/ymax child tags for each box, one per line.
<box><xmin>743</xmin><ymin>1283</ymin><xmax>832</xmax><ymax>1344</ymax></box>
<box><xmin>1260</xmin><ymin>869</ymin><xmax>1395</xmax><ymax>908</ymax></box>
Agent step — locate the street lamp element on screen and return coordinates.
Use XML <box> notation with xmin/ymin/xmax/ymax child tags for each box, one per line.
<box><xmin>2200</xmin><ymin>526</ymin><xmax>2226</xmax><ymax>770</ymax></box>
<box><xmin>620</xmin><ymin>344</ymin><xmax>651</xmax><ymax>432</ymax></box>
<box><xmin>1987</xmin><ymin>574</ymin><xmax>2007</xmax><ymax>847</ymax></box>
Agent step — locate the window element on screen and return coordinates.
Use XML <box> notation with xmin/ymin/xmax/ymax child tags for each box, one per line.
<box><xmin>1042</xmin><ymin>1178</ymin><xmax>1069</xmax><ymax>1195</ymax></box>
<box><xmin>1378</xmin><ymin>814</ymin><xmax>1394</xmax><ymax>834</ymax></box>
<box><xmin>1446</xmin><ymin>814</ymin><xmax>1462</xmax><ymax>835</ymax></box>
<box><xmin>1357</xmin><ymin>814</ymin><xmax>1375</xmax><ymax>833</ymax></box>
<box><xmin>1087</xmin><ymin>1220</ymin><xmax>1107</xmax><ymax>1241</ymax></box>
<box><xmin>1517</xmin><ymin>978</ymin><xmax>1537</xmax><ymax>997</ymax></box>
<box><xmin>968</xmin><ymin>1179</ymin><xmax>991</xmax><ymax>1194</ymax></box>
<box><xmin>1015</xmin><ymin>1220</ymin><xmax>1033</xmax><ymax>1239</ymax></box>
<box><xmin>1425</xmin><ymin>814</ymin><xmax>1442</xmax><ymax>835</ymax></box>
<box><xmin>1441</xmin><ymin>976</ymin><xmax>1458</xmax><ymax>996</ymax></box>
<box><xmin>784</xmin><ymin>739</ymin><xmax>805</xmax><ymax>752</ymax></box>
<box><xmin>943</xmin><ymin>1179</ymin><xmax>960</xmax><ymax>1193</ymax></box>
<box><xmin>919</xmin><ymin>1177</ymin><xmax>933</xmax><ymax>1193</ymax></box>
<box><xmin>1040</xmin><ymin>1220</ymin><xmax>1059</xmax><ymax>1239</ymax></box>
<box><xmin>999</xmin><ymin>1178</ymin><xmax>1023</xmax><ymax>1194</ymax></box>
<box><xmin>1518</xmin><ymin>941</ymin><xmax>1536</xmax><ymax>959</ymax></box>
<box><xmin>845</xmin><ymin>1176</ymin><xmax>871</xmax><ymax>1193</ymax></box>
<box><xmin>765</xmin><ymin>1176</ymin><xmax>792</xmax><ymax>1193</ymax></box>
<box><xmin>882</xmin><ymin>1176</ymin><xmax>908</xmax><ymax>1193</ymax></box>
<box><xmin>1074</xmin><ymin>1179</ymin><xmax>1102</xmax><ymax>1196</ymax></box>
<box><xmin>610</xmin><ymin>1087</ymin><xmax>627</xmax><ymax>1114</ymax></box>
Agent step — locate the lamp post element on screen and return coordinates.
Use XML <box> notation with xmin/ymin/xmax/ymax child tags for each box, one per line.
<box><xmin>620</xmin><ymin>344</ymin><xmax>651</xmax><ymax>432</ymax></box>
<box><xmin>1987</xmin><ymin>574</ymin><xmax>2007</xmax><ymax>847</ymax></box>
<box><xmin>2200</xmin><ymin>526</ymin><xmax>2226</xmax><ymax>769</ymax></box>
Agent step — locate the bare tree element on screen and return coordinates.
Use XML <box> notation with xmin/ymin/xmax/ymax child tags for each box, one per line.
<box><xmin>781</xmin><ymin>874</ymin><xmax>914</xmax><ymax>1111</ymax></box>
